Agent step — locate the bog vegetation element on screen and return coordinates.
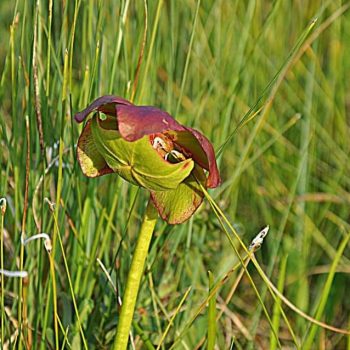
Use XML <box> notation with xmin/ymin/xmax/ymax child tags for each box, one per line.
<box><xmin>0</xmin><ymin>1</ymin><xmax>350</xmax><ymax>349</ymax></box>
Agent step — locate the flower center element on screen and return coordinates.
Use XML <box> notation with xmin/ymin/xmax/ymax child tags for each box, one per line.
<box><xmin>150</xmin><ymin>133</ymin><xmax>188</xmax><ymax>163</ymax></box>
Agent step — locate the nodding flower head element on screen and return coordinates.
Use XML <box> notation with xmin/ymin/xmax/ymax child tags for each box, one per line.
<box><xmin>75</xmin><ymin>95</ymin><xmax>221</xmax><ymax>224</ymax></box>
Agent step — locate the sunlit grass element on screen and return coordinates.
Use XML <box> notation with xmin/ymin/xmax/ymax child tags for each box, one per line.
<box><xmin>1</xmin><ymin>0</ymin><xmax>350</xmax><ymax>349</ymax></box>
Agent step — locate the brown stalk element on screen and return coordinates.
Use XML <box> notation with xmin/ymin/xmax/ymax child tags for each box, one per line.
<box><xmin>32</xmin><ymin>4</ymin><xmax>45</xmax><ymax>155</ymax></box>
<box><xmin>21</xmin><ymin>116</ymin><xmax>30</xmax><ymax>234</ymax></box>
<box><xmin>131</xmin><ymin>0</ymin><xmax>148</xmax><ymax>102</ymax></box>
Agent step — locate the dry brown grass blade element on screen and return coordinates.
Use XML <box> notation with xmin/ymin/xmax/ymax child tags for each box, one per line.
<box><xmin>131</xmin><ymin>0</ymin><xmax>148</xmax><ymax>102</ymax></box>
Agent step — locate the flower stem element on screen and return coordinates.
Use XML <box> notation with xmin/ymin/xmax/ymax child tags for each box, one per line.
<box><xmin>113</xmin><ymin>199</ymin><xmax>158</xmax><ymax>350</ymax></box>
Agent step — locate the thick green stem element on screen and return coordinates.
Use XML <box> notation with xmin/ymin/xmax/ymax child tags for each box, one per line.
<box><xmin>113</xmin><ymin>199</ymin><xmax>158</xmax><ymax>350</ymax></box>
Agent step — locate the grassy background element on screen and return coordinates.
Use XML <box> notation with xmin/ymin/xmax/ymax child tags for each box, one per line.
<box><xmin>1</xmin><ymin>0</ymin><xmax>350</xmax><ymax>349</ymax></box>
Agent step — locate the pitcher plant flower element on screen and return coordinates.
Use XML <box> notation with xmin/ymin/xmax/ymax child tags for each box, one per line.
<box><xmin>74</xmin><ymin>95</ymin><xmax>220</xmax><ymax>350</ymax></box>
<box><xmin>75</xmin><ymin>95</ymin><xmax>220</xmax><ymax>224</ymax></box>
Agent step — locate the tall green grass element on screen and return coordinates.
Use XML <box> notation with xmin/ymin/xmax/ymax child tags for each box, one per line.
<box><xmin>1</xmin><ymin>0</ymin><xmax>350</xmax><ymax>349</ymax></box>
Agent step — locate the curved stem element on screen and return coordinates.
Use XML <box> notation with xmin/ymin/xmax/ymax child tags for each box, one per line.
<box><xmin>113</xmin><ymin>199</ymin><xmax>158</xmax><ymax>350</ymax></box>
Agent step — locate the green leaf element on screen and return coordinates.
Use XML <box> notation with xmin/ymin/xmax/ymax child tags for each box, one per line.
<box><xmin>90</xmin><ymin>116</ymin><xmax>194</xmax><ymax>191</ymax></box>
<box><xmin>150</xmin><ymin>165</ymin><xmax>206</xmax><ymax>224</ymax></box>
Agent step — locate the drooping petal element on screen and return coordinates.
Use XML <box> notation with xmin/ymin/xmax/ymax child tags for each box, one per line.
<box><xmin>150</xmin><ymin>164</ymin><xmax>206</xmax><ymax>224</ymax></box>
<box><xmin>77</xmin><ymin>119</ymin><xmax>114</xmax><ymax>177</ymax></box>
<box><xmin>167</xmin><ymin>128</ymin><xmax>221</xmax><ymax>188</ymax></box>
<box><xmin>74</xmin><ymin>95</ymin><xmax>132</xmax><ymax>123</ymax></box>
<box><xmin>90</xmin><ymin>116</ymin><xmax>195</xmax><ymax>191</ymax></box>
<box><xmin>185</xmin><ymin>127</ymin><xmax>221</xmax><ymax>188</ymax></box>
<box><xmin>116</xmin><ymin>105</ymin><xmax>185</xmax><ymax>141</ymax></box>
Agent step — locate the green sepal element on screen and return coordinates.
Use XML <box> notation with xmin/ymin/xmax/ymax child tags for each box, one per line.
<box><xmin>90</xmin><ymin>116</ymin><xmax>194</xmax><ymax>191</ymax></box>
<box><xmin>150</xmin><ymin>164</ymin><xmax>206</xmax><ymax>224</ymax></box>
<box><xmin>77</xmin><ymin>119</ymin><xmax>113</xmax><ymax>177</ymax></box>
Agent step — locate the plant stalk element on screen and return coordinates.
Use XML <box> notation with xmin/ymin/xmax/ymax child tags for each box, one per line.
<box><xmin>1</xmin><ymin>199</ymin><xmax>6</xmax><ymax>347</ymax></box>
<box><xmin>113</xmin><ymin>199</ymin><xmax>158</xmax><ymax>350</ymax></box>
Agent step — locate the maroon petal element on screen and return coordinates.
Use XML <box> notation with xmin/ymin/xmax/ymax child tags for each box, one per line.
<box><xmin>167</xmin><ymin>128</ymin><xmax>221</xmax><ymax>189</ymax></box>
<box><xmin>116</xmin><ymin>105</ymin><xmax>185</xmax><ymax>141</ymax></box>
<box><xmin>185</xmin><ymin>127</ymin><xmax>221</xmax><ymax>188</ymax></box>
<box><xmin>74</xmin><ymin>95</ymin><xmax>132</xmax><ymax>123</ymax></box>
